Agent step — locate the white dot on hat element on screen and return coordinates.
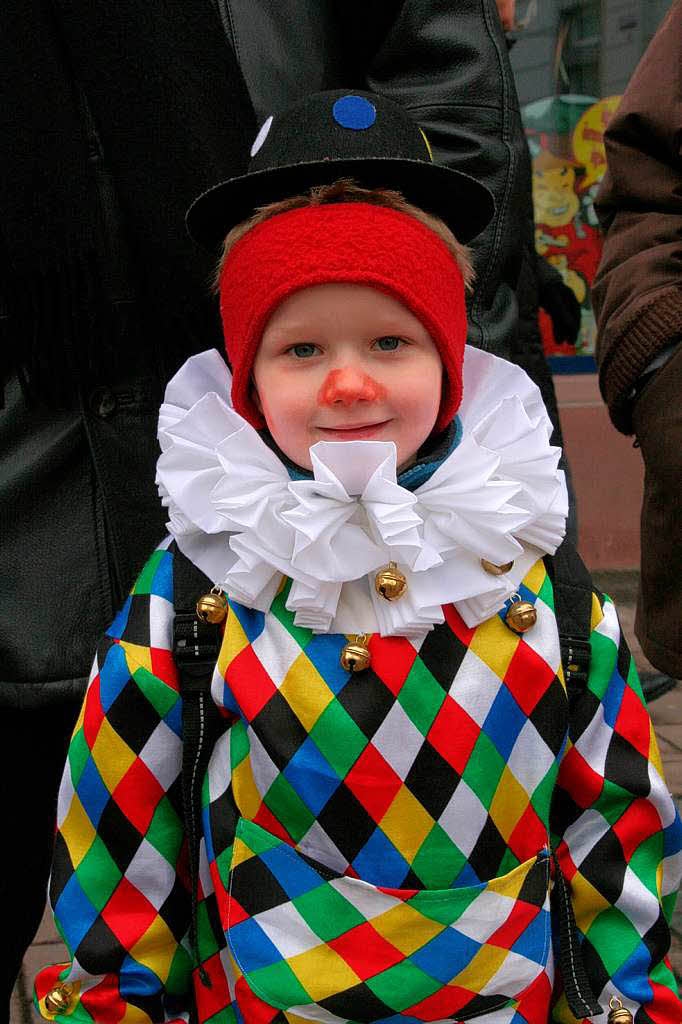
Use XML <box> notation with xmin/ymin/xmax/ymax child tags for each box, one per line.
<box><xmin>250</xmin><ymin>115</ymin><xmax>273</xmax><ymax>157</ymax></box>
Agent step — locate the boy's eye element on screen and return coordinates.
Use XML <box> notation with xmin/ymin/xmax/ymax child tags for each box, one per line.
<box><xmin>289</xmin><ymin>343</ymin><xmax>319</xmax><ymax>358</ymax></box>
<box><xmin>373</xmin><ymin>336</ymin><xmax>404</xmax><ymax>351</ymax></box>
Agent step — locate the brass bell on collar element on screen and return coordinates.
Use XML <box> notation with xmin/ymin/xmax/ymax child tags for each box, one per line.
<box><xmin>481</xmin><ymin>558</ymin><xmax>514</xmax><ymax>576</ymax></box>
<box><xmin>196</xmin><ymin>588</ymin><xmax>228</xmax><ymax>624</ymax></box>
<box><xmin>607</xmin><ymin>997</ymin><xmax>633</xmax><ymax>1024</ymax></box>
<box><xmin>340</xmin><ymin>635</ymin><xmax>371</xmax><ymax>673</ymax></box>
<box><xmin>505</xmin><ymin>596</ymin><xmax>537</xmax><ymax>633</ymax></box>
<box><xmin>375</xmin><ymin>562</ymin><xmax>407</xmax><ymax>601</ymax></box>
<box><xmin>45</xmin><ymin>984</ymin><xmax>74</xmax><ymax>1014</ymax></box>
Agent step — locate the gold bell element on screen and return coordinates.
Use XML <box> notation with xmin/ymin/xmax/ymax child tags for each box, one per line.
<box><xmin>481</xmin><ymin>558</ymin><xmax>514</xmax><ymax>576</ymax></box>
<box><xmin>196</xmin><ymin>587</ymin><xmax>228</xmax><ymax>624</ymax></box>
<box><xmin>607</xmin><ymin>997</ymin><xmax>633</xmax><ymax>1024</ymax></box>
<box><xmin>374</xmin><ymin>562</ymin><xmax>407</xmax><ymax>601</ymax></box>
<box><xmin>505</xmin><ymin>596</ymin><xmax>537</xmax><ymax>633</ymax></box>
<box><xmin>45</xmin><ymin>983</ymin><xmax>74</xmax><ymax>1014</ymax></box>
<box><xmin>340</xmin><ymin>635</ymin><xmax>371</xmax><ymax>673</ymax></box>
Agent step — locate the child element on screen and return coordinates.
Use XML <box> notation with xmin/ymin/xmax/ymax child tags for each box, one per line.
<box><xmin>35</xmin><ymin>91</ymin><xmax>681</xmax><ymax>1024</ymax></box>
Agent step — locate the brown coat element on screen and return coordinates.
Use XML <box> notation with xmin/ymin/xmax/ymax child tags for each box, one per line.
<box><xmin>592</xmin><ymin>0</ymin><xmax>682</xmax><ymax>677</ymax></box>
<box><xmin>592</xmin><ymin>0</ymin><xmax>682</xmax><ymax>435</ymax></box>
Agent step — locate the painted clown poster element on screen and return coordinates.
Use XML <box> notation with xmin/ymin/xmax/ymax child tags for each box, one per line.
<box><xmin>522</xmin><ymin>94</ymin><xmax>620</xmax><ymax>367</ymax></box>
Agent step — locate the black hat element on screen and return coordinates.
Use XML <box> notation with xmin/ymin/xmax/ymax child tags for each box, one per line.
<box><xmin>186</xmin><ymin>90</ymin><xmax>494</xmax><ymax>248</ymax></box>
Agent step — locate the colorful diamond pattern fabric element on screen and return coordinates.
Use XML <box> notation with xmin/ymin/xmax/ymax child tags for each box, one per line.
<box><xmin>34</xmin><ymin>542</ymin><xmax>682</xmax><ymax>1024</ymax></box>
<box><xmin>217</xmin><ymin>563</ymin><xmax>567</xmax><ymax>900</ymax></box>
<box><xmin>225</xmin><ymin>816</ymin><xmax>550</xmax><ymax>1022</ymax></box>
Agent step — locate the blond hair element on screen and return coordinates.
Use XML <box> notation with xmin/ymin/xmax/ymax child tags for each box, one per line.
<box><xmin>214</xmin><ymin>178</ymin><xmax>474</xmax><ymax>292</ymax></box>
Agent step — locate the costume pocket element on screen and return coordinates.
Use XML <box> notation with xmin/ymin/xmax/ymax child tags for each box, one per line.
<box><xmin>223</xmin><ymin>818</ymin><xmax>551</xmax><ymax>1023</ymax></box>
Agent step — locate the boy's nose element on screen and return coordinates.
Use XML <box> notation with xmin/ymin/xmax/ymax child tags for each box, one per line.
<box><xmin>317</xmin><ymin>367</ymin><xmax>387</xmax><ymax>406</ymax></box>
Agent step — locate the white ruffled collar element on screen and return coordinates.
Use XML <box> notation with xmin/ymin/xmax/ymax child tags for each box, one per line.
<box><xmin>156</xmin><ymin>348</ymin><xmax>567</xmax><ymax>636</ymax></box>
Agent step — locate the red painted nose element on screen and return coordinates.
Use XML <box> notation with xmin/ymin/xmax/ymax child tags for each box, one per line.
<box><xmin>317</xmin><ymin>367</ymin><xmax>387</xmax><ymax>406</ymax></box>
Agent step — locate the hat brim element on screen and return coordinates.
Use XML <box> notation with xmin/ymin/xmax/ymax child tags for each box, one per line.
<box><xmin>186</xmin><ymin>157</ymin><xmax>494</xmax><ymax>248</ymax></box>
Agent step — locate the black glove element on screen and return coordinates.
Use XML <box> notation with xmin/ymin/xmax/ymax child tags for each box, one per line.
<box><xmin>538</xmin><ymin>274</ymin><xmax>581</xmax><ymax>345</ymax></box>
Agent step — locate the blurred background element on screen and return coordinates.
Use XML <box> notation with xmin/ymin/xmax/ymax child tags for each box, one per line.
<box><xmin>508</xmin><ymin>0</ymin><xmax>682</xmax><ymax>986</ymax></box>
<box><xmin>507</xmin><ymin>0</ymin><xmax>676</xmax><ymax>572</ymax></box>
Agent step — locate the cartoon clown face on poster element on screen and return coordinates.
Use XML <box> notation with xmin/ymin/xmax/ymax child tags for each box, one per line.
<box><xmin>523</xmin><ymin>95</ymin><xmax>621</xmax><ymax>360</ymax></box>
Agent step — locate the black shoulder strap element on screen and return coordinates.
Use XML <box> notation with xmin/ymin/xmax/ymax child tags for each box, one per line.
<box><xmin>171</xmin><ymin>543</ymin><xmax>225</xmax><ymax>992</ymax></box>
<box><xmin>545</xmin><ymin>541</ymin><xmax>602</xmax><ymax>1019</ymax></box>
<box><xmin>547</xmin><ymin>540</ymin><xmax>593</xmax><ymax>705</ymax></box>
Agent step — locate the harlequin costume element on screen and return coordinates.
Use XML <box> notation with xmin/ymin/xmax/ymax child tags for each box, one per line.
<box><xmin>34</xmin><ymin>339</ymin><xmax>682</xmax><ymax>1024</ymax></box>
<box><xmin>35</xmin><ymin>90</ymin><xmax>682</xmax><ymax>1024</ymax></box>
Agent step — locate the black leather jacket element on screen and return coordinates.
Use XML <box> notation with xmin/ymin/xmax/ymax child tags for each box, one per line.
<box><xmin>0</xmin><ymin>0</ymin><xmax>525</xmax><ymax>706</ymax></box>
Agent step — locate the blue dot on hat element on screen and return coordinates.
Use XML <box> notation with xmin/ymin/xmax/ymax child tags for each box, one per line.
<box><xmin>333</xmin><ymin>95</ymin><xmax>376</xmax><ymax>131</ymax></box>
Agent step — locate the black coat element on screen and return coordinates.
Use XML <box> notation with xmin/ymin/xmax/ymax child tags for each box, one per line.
<box><xmin>0</xmin><ymin>0</ymin><xmax>527</xmax><ymax>706</ymax></box>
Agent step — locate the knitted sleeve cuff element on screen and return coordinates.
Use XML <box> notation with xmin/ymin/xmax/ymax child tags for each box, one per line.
<box><xmin>599</xmin><ymin>285</ymin><xmax>682</xmax><ymax>434</ymax></box>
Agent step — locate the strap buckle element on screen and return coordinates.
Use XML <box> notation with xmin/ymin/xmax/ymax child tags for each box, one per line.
<box><xmin>560</xmin><ymin>636</ymin><xmax>592</xmax><ymax>696</ymax></box>
<box><xmin>173</xmin><ymin>612</ymin><xmax>222</xmax><ymax>666</ymax></box>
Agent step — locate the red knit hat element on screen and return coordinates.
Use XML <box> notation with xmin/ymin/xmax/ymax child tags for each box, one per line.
<box><xmin>219</xmin><ymin>203</ymin><xmax>467</xmax><ymax>432</ymax></box>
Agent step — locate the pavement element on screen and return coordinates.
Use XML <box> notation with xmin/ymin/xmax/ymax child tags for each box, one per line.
<box><xmin>11</xmin><ymin>570</ymin><xmax>682</xmax><ymax>1022</ymax></box>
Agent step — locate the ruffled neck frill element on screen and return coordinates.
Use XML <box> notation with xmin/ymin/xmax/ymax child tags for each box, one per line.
<box><xmin>156</xmin><ymin>348</ymin><xmax>568</xmax><ymax>636</ymax></box>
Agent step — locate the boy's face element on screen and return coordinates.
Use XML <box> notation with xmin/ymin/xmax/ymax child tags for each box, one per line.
<box><xmin>252</xmin><ymin>283</ymin><xmax>443</xmax><ymax>472</ymax></box>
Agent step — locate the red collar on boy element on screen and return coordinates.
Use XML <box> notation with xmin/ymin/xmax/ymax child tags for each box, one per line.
<box><xmin>219</xmin><ymin>202</ymin><xmax>467</xmax><ymax>433</ymax></box>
